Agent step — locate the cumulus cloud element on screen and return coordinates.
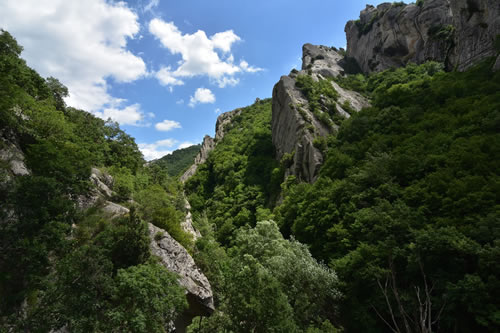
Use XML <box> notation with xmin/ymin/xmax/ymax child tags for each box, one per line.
<box><xmin>189</xmin><ymin>88</ymin><xmax>215</xmax><ymax>107</ymax></box>
<box><xmin>240</xmin><ymin>60</ymin><xmax>263</xmax><ymax>73</ymax></box>
<box><xmin>155</xmin><ymin>66</ymin><xmax>184</xmax><ymax>87</ymax></box>
<box><xmin>0</xmin><ymin>0</ymin><xmax>146</xmax><ymax>114</ymax></box>
<box><xmin>138</xmin><ymin>138</ymin><xmax>177</xmax><ymax>161</ymax></box>
<box><xmin>155</xmin><ymin>119</ymin><xmax>182</xmax><ymax>132</ymax></box>
<box><xmin>178</xmin><ymin>142</ymin><xmax>196</xmax><ymax>149</ymax></box>
<box><xmin>94</xmin><ymin>103</ymin><xmax>147</xmax><ymax>126</ymax></box>
<box><xmin>149</xmin><ymin>18</ymin><xmax>262</xmax><ymax>88</ymax></box>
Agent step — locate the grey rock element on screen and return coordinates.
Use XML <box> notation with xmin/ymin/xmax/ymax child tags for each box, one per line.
<box><xmin>215</xmin><ymin>108</ymin><xmax>242</xmax><ymax>141</ymax></box>
<box><xmin>0</xmin><ymin>130</ymin><xmax>30</xmax><ymax>177</ymax></box>
<box><xmin>272</xmin><ymin>45</ymin><xmax>369</xmax><ymax>183</ymax></box>
<box><xmin>180</xmin><ymin>135</ymin><xmax>215</xmax><ymax>183</ymax></box>
<box><xmin>494</xmin><ymin>54</ymin><xmax>500</xmax><ymax>71</ymax></box>
<box><xmin>180</xmin><ymin>108</ymin><xmax>241</xmax><ymax>183</ymax></box>
<box><xmin>90</xmin><ymin>167</ymin><xmax>113</xmax><ymax>197</ymax></box>
<box><xmin>102</xmin><ymin>201</ymin><xmax>129</xmax><ymax>217</ymax></box>
<box><xmin>149</xmin><ymin>223</ymin><xmax>214</xmax><ymax>330</ymax></box>
<box><xmin>180</xmin><ymin>198</ymin><xmax>201</xmax><ymax>240</ymax></box>
<box><xmin>345</xmin><ymin>0</ymin><xmax>500</xmax><ymax>73</ymax></box>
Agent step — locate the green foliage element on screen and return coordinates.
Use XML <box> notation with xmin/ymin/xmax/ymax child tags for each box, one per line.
<box><xmin>185</xmin><ymin>99</ymin><xmax>280</xmax><ymax>244</ymax></box>
<box><xmin>416</xmin><ymin>0</ymin><xmax>425</xmax><ymax>7</ymax></box>
<box><xmin>106</xmin><ymin>262</ymin><xmax>187</xmax><ymax>332</ymax></box>
<box><xmin>190</xmin><ymin>221</ymin><xmax>342</xmax><ymax>332</ymax></box>
<box><xmin>276</xmin><ymin>59</ymin><xmax>500</xmax><ymax>332</ymax></box>
<box><xmin>153</xmin><ymin>144</ymin><xmax>201</xmax><ymax>177</ymax></box>
<box><xmin>135</xmin><ymin>184</ymin><xmax>193</xmax><ymax>251</ymax></box>
<box><xmin>0</xmin><ymin>31</ymin><xmax>190</xmax><ymax>330</ymax></box>
<box><xmin>495</xmin><ymin>34</ymin><xmax>500</xmax><ymax>53</ymax></box>
<box><xmin>295</xmin><ymin>75</ymin><xmax>340</xmax><ymax>128</ymax></box>
<box><xmin>428</xmin><ymin>24</ymin><xmax>456</xmax><ymax>43</ymax></box>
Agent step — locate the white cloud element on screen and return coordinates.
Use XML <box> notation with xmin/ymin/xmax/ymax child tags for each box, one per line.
<box><xmin>0</xmin><ymin>0</ymin><xmax>146</xmax><ymax>114</ymax></box>
<box><xmin>149</xmin><ymin>18</ymin><xmax>262</xmax><ymax>88</ymax></box>
<box><xmin>178</xmin><ymin>142</ymin><xmax>195</xmax><ymax>149</ymax></box>
<box><xmin>214</xmin><ymin>108</ymin><xmax>222</xmax><ymax>114</ymax></box>
<box><xmin>144</xmin><ymin>0</ymin><xmax>159</xmax><ymax>12</ymax></box>
<box><xmin>189</xmin><ymin>88</ymin><xmax>215</xmax><ymax>107</ymax></box>
<box><xmin>155</xmin><ymin>119</ymin><xmax>181</xmax><ymax>132</ymax></box>
<box><xmin>155</xmin><ymin>66</ymin><xmax>184</xmax><ymax>87</ymax></box>
<box><xmin>240</xmin><ymin>60</ymin><xmax>263</xmax><ymax>73</ymax></box>
<box><xmin>138</xmin><ymin>138</ymin><xmax>177</xmax><ymax>161</ymax></box>
<box><xmin>94</xmin><ymin>103</ymin><xmax>146</xmax><ymax>126</ymax></box>
<box><xmin>176</xmin><ymin>99</ymin><xmax>184</xmax><ymax>105</ymax></box>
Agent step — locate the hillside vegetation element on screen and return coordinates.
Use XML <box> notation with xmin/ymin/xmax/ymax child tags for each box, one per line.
<box><xmin>153</xmin><ymin>144</ymin><xmax>201</xmax><ymax>177</ymax></box>
<box><xmin>0</xmin><ymin>30</ymin><xmax>190</xmax><ymax>331</ymax></box>
<box><xmin>185</xmin><ymin>59</ymin><xmax>500</xmax><ymax>332</ymax></box>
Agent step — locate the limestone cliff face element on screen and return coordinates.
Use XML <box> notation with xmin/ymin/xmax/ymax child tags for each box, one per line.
<box><xmin>345</xmin><ymin>0</ymin><xmax>500</xmax><ymax>73</ymax></box>
<box><xmin>272</xmin><ymin>44</ymin><xmax>369</xmax><ymax>183</ymax></box>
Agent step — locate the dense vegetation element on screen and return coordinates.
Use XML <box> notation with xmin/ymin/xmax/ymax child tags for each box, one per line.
<box><xmin>0</xmin><ymin>30</ymin><xmax>190</xmax><ymax>331</ymax></box>
<box><xmin>185</xmin><ymin>99</ymin><xmax>342</xmax><ymax>332</ymax></box>
<box><xmin>2</xmin><ymin>26</ymin><xmax>499</xmax><ymax>333</ymax></box>
<box><xmin>277</xmin><ymin>59</ymin><xmax>500</xmax><ymax>332</ymax></box>
<box><xmin>153</xmin><ymin>143</ymin><xmax>201</xmax><ymax>177</ymax></box>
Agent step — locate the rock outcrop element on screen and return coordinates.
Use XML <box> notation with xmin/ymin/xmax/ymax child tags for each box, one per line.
<box><xmin>180</xmin><ymin>198</ymin><xmax>201</xmax><ymax>240</ymax></box>
<box><xmin>272</xmin><ymin>44</ymin><xmax>369</xmax><ymax>183</ymax></box>
<box><xmin>149</xmin><ymin>223</ymin><xmax>214</xmax><ymax>332</ymax></box>
<box><xmin>180</xmin><ymin>135</ymin><xmax>215</xmax><ymax>183</ymax></box>
<box><xmin>180</xmin><ymin>108</ymin><xmax>242</xmax><ymax>183</ymax></box>
<box><xmin>345</xmin><ymin>0</ymin><xmax>500</xmax><ymax>73</ymax></box>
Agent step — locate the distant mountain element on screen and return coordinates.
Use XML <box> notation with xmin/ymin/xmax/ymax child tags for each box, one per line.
<box><xmin>153</xmin><ymin>144</ymin><xmax>201</xmax><ymax>178</ymax></box>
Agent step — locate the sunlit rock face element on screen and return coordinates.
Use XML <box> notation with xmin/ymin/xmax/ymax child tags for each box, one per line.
<box><xmin>272</xmin><ymin>44</ymin><xmax>368</xmax><ymax>183</ymax></box>
<box><xmin>345</xmin><ymin>0</ymin><xmax>500</xmax><ymax>73</ymax></box>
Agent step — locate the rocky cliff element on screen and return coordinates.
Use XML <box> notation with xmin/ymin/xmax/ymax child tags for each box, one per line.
<box><xmin>272</xmin><ymin>44</ymin><xmax>369</xmax><ymax>183</ymax></box>
<box><xmin>345</xmin><ymin>0</ymin><xmax>500</xmax><ymax>73</ymax></box>
<box><xmin>149</xmin><ymin>223</ymin><xmax>214</xmax><ymax>331</ymax></box>
<box><xmin>180</xmin><ymin>108</ymin><xmax>242</xmax><ymax>183</ymax></box>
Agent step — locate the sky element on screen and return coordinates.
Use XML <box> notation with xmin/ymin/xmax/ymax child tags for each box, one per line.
<box><xmin>0</xmin><ymin>0</ymin><xmax>405</xmax><ymax>160</ymax></box>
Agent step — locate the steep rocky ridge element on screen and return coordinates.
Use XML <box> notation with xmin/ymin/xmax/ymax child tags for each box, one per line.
<box><xmin>345</xmin><ymin>0</ymin><xmax>500</xmax><ymax>73</ymax></box>
<box><xmin>272</xmin><ymin>44</ymin><xmax>369</xmax><ymax>183</ymax></box>
<box><xmin>180</xmin><ymin>108</ymin><xmax>242</xmax><ymax>184</ymax></box>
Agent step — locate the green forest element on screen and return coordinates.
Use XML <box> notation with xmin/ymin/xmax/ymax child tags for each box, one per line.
<box><xmin>1</xmin><ymin>23</ymin><xmax>500</xmax><ymax>333</ymax></box>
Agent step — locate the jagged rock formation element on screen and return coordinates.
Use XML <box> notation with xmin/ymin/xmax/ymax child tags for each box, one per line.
<box><xmin>180</xmin><ymin>135</ymin><xmax>215</xmax><ymax>183</ymax></box>
<box><xmin>180</xmin><ymin>198</ymin><xmax>201</xmax><ymax>240</ymax></box>
<box><xmin>180</xmin><ymin>109</ymin><xmax>242</xmax><ymax>183</ymax></box>
<box><xmin>215</xmin><ymin>108</ymin><xmax>242</xmax><ymax>141</ymax></box>
<box><xmin>149</xmin><ymin>223</ymin><xmax>214</xmax><ymax>332</ymax></box>
<box><xmin>345</xmin><ymin>0</ymin><xmax>500</xmax><ymax>73</ymax></box>
<box><xmin>272</xmin><ymin>44</ymin><xmax>369</xmax><ymax>183</ymax></box>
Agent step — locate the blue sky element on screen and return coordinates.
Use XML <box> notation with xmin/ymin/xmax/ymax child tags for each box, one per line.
<box><xmin>0</xmin><ymin>0</ymin><xmax>406</xmax><ymax>160</ymax></box>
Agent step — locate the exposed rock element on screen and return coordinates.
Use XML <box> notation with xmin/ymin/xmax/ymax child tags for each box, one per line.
<box><xmin>149</xmin><ymin>223</ymin><xmax>214</xmax><ymax>331</ymax></box>
<box><xmin>302</xmin><ymin>43</ymin><xmax>348</xmax><ymax>77</ymax></box>
<box><xmin>272</xmin><ymin>45</ymin><xmax>369</xmax><ymax>183</ymax></box>
<box><xmin>0</xmin><ymin>129</ymin><xmax>29</xmax><ymax>177</ymax></box>
<box><xmin>180</xmin><ymin>135</ymin><xmax>215</xmax><ymax>183</ymax></box>
<box><xmin>180</xmin><ymin>197</ymin><xmax>201</xmax><ymax>240</ymax></box>
<box><xmin>102</xmin><ymin>201</ymin><xmax>129</xmax><ymax>217</ymax></box>
<box><xmin>90</xmin><ymin>167</ymin><xmax>113</xmax><ymax>197</ymax></box>
<box><xmin>345</xmin><ymin>0</ymin><xmax>500</xmax><ymax>73</ymax></box>
<box><xmin>494</xmin><ymin>54</ymin><xmax>500</xmax><ymax>71</ymax></box>
<box><xmin>180</xmin><ymin>108</ymin><xmax>242</xmax><ymax>183</ymax></box>
<box><xmin>77</xmin><ymin>167</ymin><xmax>117</xmax><ymax>211</ymax></box>
<box><xmin>215</xmin><ymin>108</ymin><xmax>242</xmax><ymax>141</ymax></box>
